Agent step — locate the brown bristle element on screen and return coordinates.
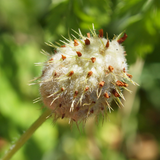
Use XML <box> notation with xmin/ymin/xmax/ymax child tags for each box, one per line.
<box><xmin>84</xmin><ymin>38</ymin><xmax>90</xmax><ymax>45</ymax></box>
<box><xmin>74</xmin><ymin>91</ymin><xmax>78</xmax><ymax>97</ymax></box>
<box><xmin>54</xmin><ymin>72</ymin><xmax>57</xmax><ymax>76</ymax></box>
<box><xmin>106</xmin><ymin>40</ymin><xmax>109</xmax><ymax>48</ymax></box>
<box><xmin>49</xmin><ymin>58</ymin><xmax>54</xmax><ymax>62</ymax></box>
<box><xmin>62</xmin><ymin>55</ymin><xmax>66</xmax><ymax>60</ymax></box>
<box><xmin>90</xmin><ymin>109</ymin><xmax>94</xmax><ymax>114</ymax></box>
<box><xmin>75</xmin><ymin>106</ymin><xmax>80</xmax><ymax>111</ymax></box>
<box><xmin>74</xmin><ymin>39</ymin><xmax>79</xmax><ymax>46</ymax></box>
<box><xmin>108</xmin><ymin>65</ymin><xmax>114</xmax><ymax>72</ymax></box>
<box><xmin>91</xmin><ymin>57</ymin><xmax>96</xmax><ymax>63</ymax></box>
<box><xmin>87</xmin><ymin>33</ymin><xmax>90</xmax><ymax>38</ymax></box>
<box><xmin>85</xmin><ymin>87</ymin><xmax>89</xmax><ymax>91</ymax></box>
<box><xmin>87</xmin><ymin>71</ymin><xmax>93</xmax><ymax>77</ymax></box>
<box><xmin>98</xmin><ymin>29</ymin><xmax>103</xmax><ymax>38</ymax></box>
<box><xmin>72</xmin><ymin>118</ymin><xmax>76</xmax><ymax>121</ymax></box>
<box><xmin>100</xmin><ymin>107</ymin><xmax>104</xmax><ymax>110</ymax></box>
<box><xmin>42</xmin><ymin>70</ymin><xmax>45</xmax><ymax>76</ymax></box>
<box><xmin>112</xmin><ymin>89</ymin><xmax>120</xmax><ymax>97</ymax></box>
<box><xmin>104</xmin><ymin>92</ymin><xmax>110</xmax><ymax>98</ymax></box>
<box><xmin>69</xmin><ymin>71</ymin><xmax>74</xmax><ymax>76</ymax></box>
<box><xmin>61</xmin><ymin>113</ymin><xmax>65</xmax><ymax>119</ymax></box>
<box><xmin>126</xmin><ymin>73</ymin><xmax>133</xmax><ymax>79</ymax></box>
<box><xmin>76</xmin><ymin>51</ymin><xmax>82</xmax><ymax>57</ymax></box>
<box><xmin>117</xmin><ymin>33</ymin><xmax>127</xmax><ymax>44</ymax></box>
<box><xmin>99</xmin><ymin>81</ymin><xmax>105</xmax><ymax>87</ymax></box>
<box><xmin>61</xmin><ymin>45</ymin><xmax>66</xmax><ymax>47</ymax></box>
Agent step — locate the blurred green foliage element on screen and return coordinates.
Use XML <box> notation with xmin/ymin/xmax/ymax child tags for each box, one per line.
<box><xmin>0</xmin><ymin>0</ymin><xmax>160</xmax><ymax>160</ymax></box>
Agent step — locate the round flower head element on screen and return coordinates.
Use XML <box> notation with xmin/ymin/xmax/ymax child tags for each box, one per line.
<box><xmin>32</xmin><ymin>25</ymin><xmax>138</xmax><ymax>124</ymax></box>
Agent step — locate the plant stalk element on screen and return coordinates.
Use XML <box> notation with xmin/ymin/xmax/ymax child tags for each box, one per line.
<box><xmin>1</xmin><ymin>109</ymin><xmax>52</xmax><ymax>160</ymax></box>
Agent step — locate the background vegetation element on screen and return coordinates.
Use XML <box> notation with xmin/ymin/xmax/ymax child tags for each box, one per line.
<box><xmin>0</xmin><ymin>0</ymin><xmax>160</xmax><ymax>159</ymax></box>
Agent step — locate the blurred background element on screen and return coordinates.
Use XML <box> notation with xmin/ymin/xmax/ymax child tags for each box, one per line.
<box><xmin>0</xmin><ymin>0</ymin><xmax>160</xmax><ymax>160</ymax></box>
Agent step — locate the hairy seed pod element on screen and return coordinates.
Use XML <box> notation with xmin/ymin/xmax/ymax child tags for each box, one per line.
<box><xmin>32</xmin><ymin>25</ymin><xmax>138</xmax><ymax>124</ymax></box>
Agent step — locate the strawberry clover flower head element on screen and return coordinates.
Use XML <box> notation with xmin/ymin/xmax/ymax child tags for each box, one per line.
<box><xmin>32</xmin><ymin>25</ymin><xmax>138</xmax><ymax>124</ymax></box>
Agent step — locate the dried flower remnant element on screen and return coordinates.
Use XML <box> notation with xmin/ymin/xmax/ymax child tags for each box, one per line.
<box><xmin>32</xmin><ymin>25</ymin><xmax>138</xmax><ymax>124</ymax></box>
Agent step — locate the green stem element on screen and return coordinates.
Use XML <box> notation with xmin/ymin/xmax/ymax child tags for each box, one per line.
<box><xmin>1</xmin><ymin>109</ymin><xmax>52</xmax><ymax>160</ymax></box>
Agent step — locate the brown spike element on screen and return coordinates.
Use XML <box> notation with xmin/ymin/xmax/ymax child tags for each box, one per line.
<box><xmin>61</xmin><ymin>113</ymin><xmax>65</xmax><ymax>119</ymax></box>
<box><xmin>123</xmin><ymin>68</ymin><xmax>126</xmax><ymax>73</ymax></box>
<box><xmin>112</xmin><ymin>89</ymin><xmax>120</xmax><ymax>97</ymax></box>
<box><xmin>72</xmin><ymin>118</ymin><xmax>76</xmax><ymax>121</ymax></box>
<box><xmin>62</xmin><ymin>55</ymin><xmax>66</xmax><ymax>60</ymax></box>
<box><xmin>61</xmin><ymin>45</ymin><xmax>66</xmax><ymax>47</ymax></box>
<box><xmin>75</xmin><ymin>106</ymin><xmax>80</xmax><ymax>111</ymax></box>
<box><xmin>76</xmin><ymin>51</ymin><xmax>82</xmax><ymax>57</ymax></box>
<box><xmin>59</xmin><ymin>104</ymin><xmax>62</xmax><ymax>107</ymax></box>
<box><xmin>74</xmin><ymin>39</ymin><xmax>79</xmax><ymax>46</ymax></box>
<box><xmin>69</xmin><ymin>71</ymin><xmax>74</xmax><ymax>76</ymax></box>
<box><xmin>49</xmin><ymin>58</ymin><xmax>54</xmax><ymax>62</ymax></box>
<box><xmin>74</xmin><ymin>91</ymin><xmax>78</xmax><ymax>98</ymax></box>
<box><xmin>99</xmin><ymin>29</ymin><xmax>103</xmax><ymax>38</ymax></box>
<box><xmin>116</xmin><ymin>80</ymin><xmax>124</xmax><ymax>86</ymax></box>
<box><xmin>124</xmin><ymin>83</ymin><xmax>128</xmax><ymax>87</ymax></box>
<box><xmin>116</xmin><ymin>80</ymin><xmax>128</xmax><ymax>87</ymax></box>
<box><xmin>106</xmin><ymin>40</ymin><xmax>109</xmax><ymax>48</ymax></box>
<box><xmin>61</xmin><ymin>87</ymin><xmax>64</xmax><ymax>91</ymax></box>
<box><xmin>85</xmin><ymin>87</ymin><xmax>89</xmax><ymax>91</ymax></box>
<box><xmin>99</xmin><ymin>81</ymin><xmax>105</xmax><ymax>87</ymax></box>
<box><xmin>108</xmin><ymin>65</ymin><xmax>114</xmax><ymax>72</ymax></box>
<box><xmin>84</xmin><ymin>38</ymin><xmax>90</xmax><ymax>45</ymax></box>
<box><xmin>41</xmin><ymin>70</ymin><xmax>45</xmax><ymax>77</ymax></box>
<box><xmin>126</xmin><ymin>73</ymin><xmax>133</xmax><ymax>79</ymax></box>
<box><xmin>100</xmin><ymin>107</ymin><xmax>104</xmax><ymax>110</ymax></box>
<box><xmin>117</xmin><ymin>33</ymin><xmax>127</xmax><ymax>44</ymax></box>
<box><xmin>91</xmin><ymin>57</ymin><xmax>96</xmax><ymax>63</ymax></box>
<box><xmin>54</xmin><ymin>72</ymin><xmax>57</xmax><ymax>76</ymax></box>
<box><xmin>90</xmin><ymin>109</ymin><xmax>94</xmax><ymax>114</ymax></box>
<box><xmin>87</xmin><ymin>71</ymin><xmax>93</xmax><ymax>77</ymax></box>
<box><xmin>87</xmin><ymin>33</ymin><xmax>90</xmax><ymax>38</ymax></box>
<box><xmin>104</xmin><ymin>92</ymin><xmax>110</xmax><ymax>98</ymax></box>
